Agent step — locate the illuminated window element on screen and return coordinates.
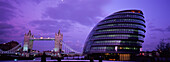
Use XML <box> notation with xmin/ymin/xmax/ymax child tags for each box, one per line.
<box><xmin>94</xmin><ymin>34</ymin><xmax>143</xmax><ymax>38</ymax></box>
<box><xmin>118</xmin><ymin>47</ymin><xmax>139</xmax><ymax>50</ymax></box>
<box><xmin>131</xmin><ymin>10</ymin><xmax>135</xmax><ymax>13</ymax></box>
<box><xmin>97</xmin><ymin>29</ymin><xmax>144</xmax><ymax>34</ymax></box>
<box><xmin>138</xmin><ymin>11</ymin><xmax>140</xmax><ymax>13</ymax></box>
<box><xmin>103</xmin><ymin>19</ymin><xmax>144</xmax><ymax>23</ymax></box>
<box><xmin>119</xmin><ymin>47</ymin><xmax>123</xmax><ymax>49</ymax></box>
<box><xmin>98</xmin><ymin>23</ymin><xmax>145</xmax><ymax>29</ymax></box>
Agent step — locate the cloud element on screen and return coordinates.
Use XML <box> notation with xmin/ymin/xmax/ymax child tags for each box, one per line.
<box><xmin>29</xmin><ymin>19</ymin><xmax>72</xmax><ymax>33</ymax></box>
<box><xmin>0</xmin><ymin>1</ymin><xmax>16</xmax><ymax>9</ymax></box>
<box><xmin>0</xmin><ymin>23</ymin><xmax>14</xmax><ymax>29</ymax></box>
<box><xmin>0</xmin><ymin>39</ymin><xmax>7</xmax><ymax>43</ymax></box>
<box><xmin>0</xmin><ymin>1</ymin><xmax>17</xmax><ymax>22</ymax></box>
<box><xmin>31</xmin><ymin>0</ymin><xmax>44</xmax><ymax>4</ymax></box>
<box><xmin>0</xmin><ymin>23</ymin><xmax>14</xmax><ymax>35</ymax></box>
<box><xmin>150</xmin><ymin>25</ymin><xmax>170</xmax><ymax>32</ymax></box>
<box><xmin>0</xmin><ymin>23</ymin><xmax>16</xmax><ymax>43</ymax></box>
<box><xmin>0</xmin><ymin>22</ymin><xmax>27</xmax><ymax>43</ymax></box>
<box><xmin>150</xmin><ymin>28</ymin><xmax>165</xmax><ymax>32</ymax></box>
<box><xmin>165</xmin><ymin>38</ymin><xmax>170</xmax><ymax>40</ymax></box>
<box><xmin>43</xmin><ymin>0</ymin><xmax>110</xmax><ymax>26</ymax></box>
<box><xmin>166</xmin><ymin>26</ymin><xmax>170</xmax><ymax>32</ymax></box>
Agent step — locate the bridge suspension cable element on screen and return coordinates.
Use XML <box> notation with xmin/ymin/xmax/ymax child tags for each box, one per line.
<box><xmin>0</xmin><ymin>43</ymin><xmax>22</xmax><ymax>52</ymax></box>
<box><xmin>8</xmin><ymin>43</ymin><xmax>22</xmax><ymax>51</ymax></box>
<box><xmin>62</xmin><ymin>42</ymin><xmax>81</xmax><ymax>53</ymax></box>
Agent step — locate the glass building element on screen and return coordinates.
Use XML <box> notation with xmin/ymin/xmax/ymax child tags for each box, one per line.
<box><xmin>83</xmin><ymin>10</ymin><xmax>145</xmax><ymax>60</ymax></box>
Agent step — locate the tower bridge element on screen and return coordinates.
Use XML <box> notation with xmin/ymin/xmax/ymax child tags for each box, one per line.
<box><xmin>23</xmin><ymin>30</ymin><xmax>63</xmax><ymax>53</ymax></box>
<box><xmin>0</xmin><ymin>30</ymin><xmax>81</xmax><ymax>58</ymax></box>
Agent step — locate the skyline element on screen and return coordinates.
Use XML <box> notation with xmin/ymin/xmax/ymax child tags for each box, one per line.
<box><xmin>0</xmin><ymin>0</ymin><xmax>170</xmax><ymax>52</ymax></box>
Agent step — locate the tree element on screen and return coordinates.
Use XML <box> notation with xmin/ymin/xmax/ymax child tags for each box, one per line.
<box><xmin>156</xmin><ymin>39</ymin><xmax>170</xmax><ymax>57</ymax></box>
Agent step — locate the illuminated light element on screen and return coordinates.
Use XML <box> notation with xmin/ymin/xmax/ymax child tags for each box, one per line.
<box><xmin>140</xmin><ymin>48</ymin><xmax>142</xmax><ymax>51</ymax></box>
<box><xmin>22</xmin><ymin>53</ymin><xmax>24</xmax><ymax>56</ymax></box>
<box><xmin>149</xmin><ymin>55</ymin><xmax>152</xmax><ymax>57</ymax></box>
<box><xmin>40</xmin><ymin>37</ymin><xmax>43</xmax><ymax>39</ymax></box>
<box><xmin>114</xmin><ymin>19</ymin><xmax>116</xmax><ymax>21</ymax></box>
<box><xmin>117</xmin><ymin>40</ymin><xmax>121</xmax><ymax>43</ymax></box>
<box><xmin>138</xmin><ymin>11</ymin><xmax>140</xmax><ymax>13</ymax></box>
<box><xmin>115</xmin><ymin>46</ymin><xmax>118</xmax><ymax>52</ymax></box>
<box><xmin>109</xmin><ymin>59</ymin><xmax>112</xmax><ymax>60</ymax></box>
<box><xmin>126</xmin><ymin>47</ymin><xmax>130</xmax><ymax>49</ymax></box>
<box><xmin>23</xmin><ymin>44</ymin><xmax>28</xmax><ymax>51</ymax></box>
<box><xmin>142</xmin><ymin>53</ymin><xmax>144</xmax><ymax>55</ymax></box>
<box><xmin>14</xmin><ymin>59</ymin><xmax>17</xmax><ymax>61</ymax></box>
<box><xmin>105</xmin><ymin>53</ymin><xmax>110</xmax><ymax>55</ymax></box>
<box><xmin>33</xmin><ymin>59</ymin><xmax>36</xmax><ymax>60</ymax></box>
<box><xmin>131</xmin><ymin>11</ymin><xmax>135</xmax><ymax>13</ymax></box>
<box><xmin>120</xmin><ymin>47</ymin><xmax>122</xmax><ymax>49</ymax></box>
<box><xmin>134</xmin><ymin>48</ymin><xmax>136</xmax><ymax>50</ymax></box>
<box><xmin>109</xmin><ymin>59</ymin><xmax>115</xmax><ymax>61</ymax></box>
<box><xmin>54</xmin><ymin>48</ymin><xmax>59</xmax><ymax>52</ymax></box>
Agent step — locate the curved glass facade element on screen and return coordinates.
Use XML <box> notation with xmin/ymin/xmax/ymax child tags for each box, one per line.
<box><xmin>83</xmin><ymin>10</ymin><xmax>145</xmax><ymax>60</ymax></box>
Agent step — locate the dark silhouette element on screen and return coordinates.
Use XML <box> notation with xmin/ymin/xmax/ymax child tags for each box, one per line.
<box><xmin>41</xmin><ymin>52</ymin><xmax>46</xmax><ymax>62</ymax></box>
<box><xmin>115</xmin><ymin>54</ymin><xmax>119</xmax><ymax>61</ymax></box>
<box><xmin>99</xmin><ymin>56</ymin><xmax>102</xmax><ymax>62</ymax></box>
<box><xmin>0</xmin><ymin>41</ymin><xmax>20</xmax><ymax>51</ymax></box>
<box><xmin>156</xmin><ymin>40</ymin><xmax>170</xmax><ymax>57</ymax></box>
<box><xmin>90</xmin><ymin>57</ymin><xmax>94</xmax><ymax>62</ymax></box>
<box><xmin>57</xmin><ymin>58</ymin><xmax>61</xmax><ymax>62</ymax></box>
<box><xmin>156</xmin><ymin>40</ymin><xmax>170</xmax><ymax>61</ymax></box>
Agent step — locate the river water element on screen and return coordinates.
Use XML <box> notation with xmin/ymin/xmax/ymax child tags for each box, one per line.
<box><xmin>0</xmin><ymin>57</ymin><xmax>135</xmax><ymax>62</ymax></box>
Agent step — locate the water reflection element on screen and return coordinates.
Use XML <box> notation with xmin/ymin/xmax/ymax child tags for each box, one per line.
<box><xmin>0</xmin><ymin>57</ymin><xmax>135</xmax><ymax>62</ymax></box>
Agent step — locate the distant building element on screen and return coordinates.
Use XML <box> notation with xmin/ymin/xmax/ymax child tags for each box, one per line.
<box><xmin>83</xmin><ymin>10</ymin><xmax>145</xmax><ymax>61</ymax></box>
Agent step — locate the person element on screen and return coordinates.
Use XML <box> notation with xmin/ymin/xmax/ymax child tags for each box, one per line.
<box><xmin>57</xmin><ymin>58</ymin><xmax>61</xmax><ymax>62</ymax></box>
<box><xmin>99</xmin><ymin>56</ymin><xmax>102</xmax><ymax>62</ymax></box>
<box><xmin>115</xmin><ymin>54</ymin><xmax>119</xmax><ymax>61</ymax></box>
<box><xmin>90</xmin><ymin>57</ymin><xmax>94</xmax><ymax>62</ymax></box>
<box><xmin>41</xmin><ymin>52</ymin><xmax>46</xmax><ymax>62</ymax></box>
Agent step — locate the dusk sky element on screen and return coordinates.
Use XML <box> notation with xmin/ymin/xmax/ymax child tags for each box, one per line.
<box><xmin>0</xmin><ymin>0</ymin><xmax>170</xmax><ymax>52</ymax></box>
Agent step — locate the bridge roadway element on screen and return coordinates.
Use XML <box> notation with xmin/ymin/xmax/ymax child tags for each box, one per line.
<box><xmin>29</xmin><ymin>37</ymin><xmax>55</xmax><ymax>41</ymax></box>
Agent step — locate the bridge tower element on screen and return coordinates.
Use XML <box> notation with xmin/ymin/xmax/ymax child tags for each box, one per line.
<box><xmin>23</xmin><ymin>30</ymin><xmax>34</xmax><ymax>52</ymax></box>
<box><xmin>54</xmin><ymin>30</ymin><xmax>63</xmax><ymax>53</ymax></box>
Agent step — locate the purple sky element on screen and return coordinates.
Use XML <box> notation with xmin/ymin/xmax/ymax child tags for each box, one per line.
<box><xmin>0</xmin><ymin>0</ymin><xmax>170</xmax><ymax>52</ymax></box>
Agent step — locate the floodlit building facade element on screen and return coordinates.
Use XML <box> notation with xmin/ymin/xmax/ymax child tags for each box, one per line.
<box><xmin>83</xmin><ymin>10</ymin><xmax>145</xmax><ymax>60</ymax></box>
